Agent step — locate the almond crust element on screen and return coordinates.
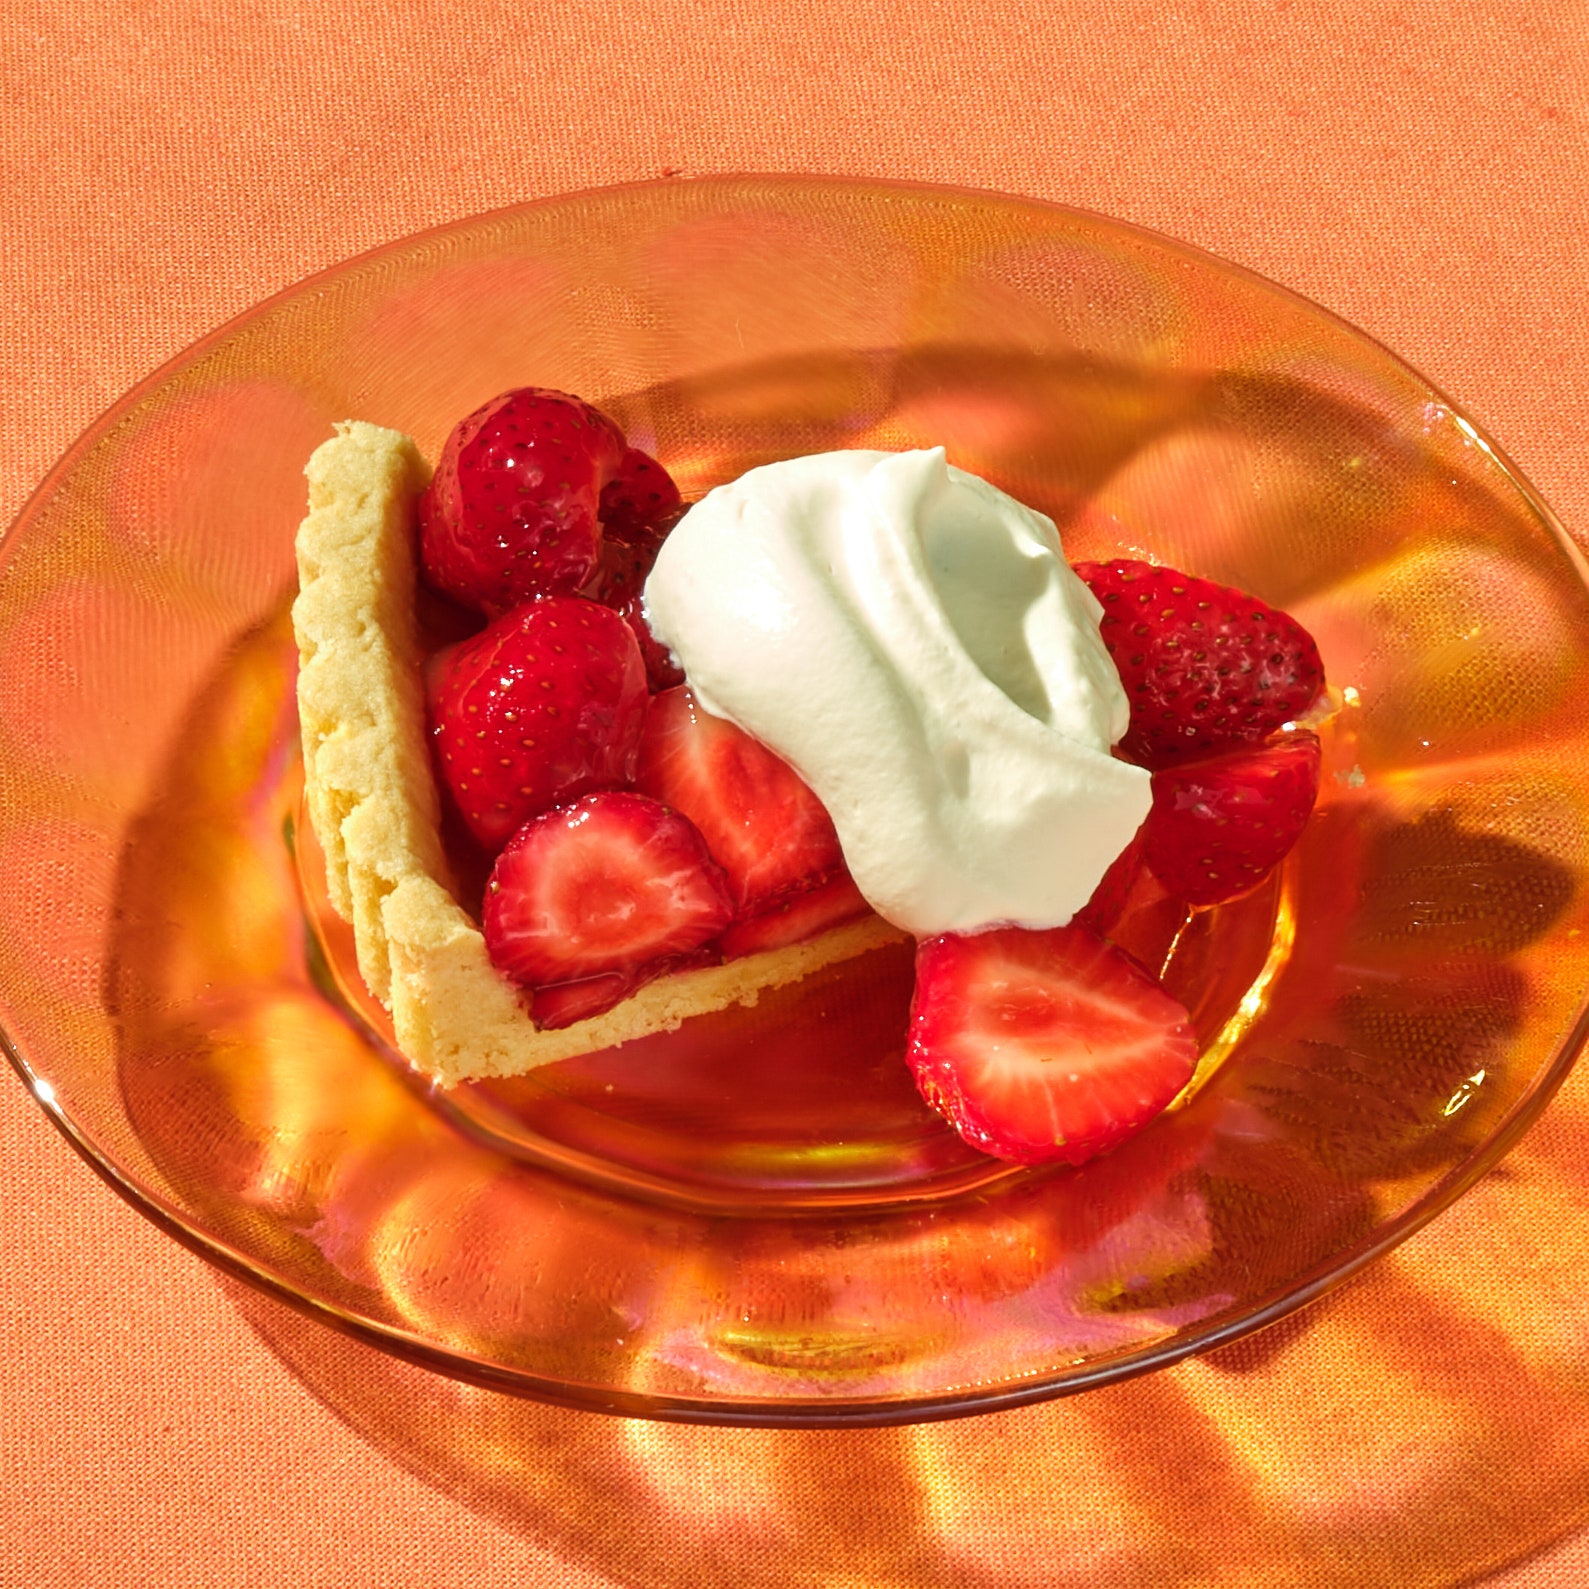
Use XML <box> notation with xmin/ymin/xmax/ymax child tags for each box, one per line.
<box><xmin>292</xmin><ymin>421</ymin><xmax>904</xmax><ymax>1086</ymax></box>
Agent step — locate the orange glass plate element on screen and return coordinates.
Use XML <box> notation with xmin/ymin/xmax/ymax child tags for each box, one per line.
<box><xmin>2</xmin><ymin>176</ymin><xmax>1586</xmax><ymax>1425</ymax></box>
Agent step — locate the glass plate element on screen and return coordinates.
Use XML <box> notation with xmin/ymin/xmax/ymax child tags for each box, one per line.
<box><xmin>3</xmin><ymin>176</ymin><xmax>1586</xmax><ymax>1425</ymax></box>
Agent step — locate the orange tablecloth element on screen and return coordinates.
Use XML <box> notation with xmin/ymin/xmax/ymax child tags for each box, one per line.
<box><xmin>5</xmin><ymin>4</ymin><xmax>1588</xmax><ymax>1585</ymax></box>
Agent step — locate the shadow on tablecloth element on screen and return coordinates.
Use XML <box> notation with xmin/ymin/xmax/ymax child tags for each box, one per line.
<box><xmin>222</xmin><ymin>1069</ymin><xmax>1589</xmax><ymax>1589</ymax></box>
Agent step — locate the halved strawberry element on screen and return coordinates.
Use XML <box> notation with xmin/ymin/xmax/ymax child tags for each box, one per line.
<box><xmin>1143</xmin><ymin>731</ymin><xmax>1321</xmax><ymax>908</ymax></box>
<box><xmin>420</xmin><ymin>388</ymin><xmax>628</xmax><ymax>613</ymax></box>
<box><xmin>482</xmin><ymin>790</ymin><xmax>733</xmax><ymax>1017</ymax></box>
<box><xmin>719</xmin><ymin>874</ymin><xmax>871</xmax><ymax>958</ymax></box>
<box><xmin>529</xmin><ymin>970</ymin><xmax>634</xmax><ymax>1031</ymax></box>
<box><xmin>1074</xmin><ymin>559</ymin><xmax>1325</xmax><ymax>767</ymax></box>
<box><xmin>426</xmin><ymin>596</ymin><xmax>648</xmax><ymax>852</ymax></box>
<box><xmin>530</xmin><ymin>947</ymin><xmax>718</xmax><ymax>1030</ymax></box>
<box><xmin>907</xmin><ymin>924</ymin><xmax>1197</xmax><ymax>1167</ymax></box>
<box><xmin>633</xmin><ymin>686</ymin><xmax>846</xmax><ymax>917</ymax></box>
<box><xmin>599</xmin><ymin>446</ymin><xmax>684</xmax><ymax>546</ymax></box>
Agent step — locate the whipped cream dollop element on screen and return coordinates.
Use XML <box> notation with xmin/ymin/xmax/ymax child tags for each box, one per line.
<box><xmin>642</xmin><ymin>448</ymin><xmax>1152</xmax><ymax>938</ymax></box>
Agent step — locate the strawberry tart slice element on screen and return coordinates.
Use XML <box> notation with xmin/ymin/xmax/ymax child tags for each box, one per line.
<box><xmin>293</xmin><ymin>409</ymin><xmax>902</xmax><ymax>1089</ymax></box>
<box><xmin>294</xmin><ymin>388</ymin><xmax>1326</xmax><ymax>1167</ymax></box>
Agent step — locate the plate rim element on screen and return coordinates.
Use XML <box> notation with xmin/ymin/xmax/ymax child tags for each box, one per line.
<box><xmin>4</xmin><ymin>172</ymin><xmax>1587</xmax><ymax>1425</ymax></box>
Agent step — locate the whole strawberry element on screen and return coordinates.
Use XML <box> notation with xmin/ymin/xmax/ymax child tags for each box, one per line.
<box><xmin>420</xmin><ymin>388</ymin><xmax>628</xmax><ymax>613</ymax></box>
<box><xmin>1074</xmin><ymin>559</ymin><xmax>1324</xmax><ymax>767</ymax></box>
<box><xmin>1143</xmin><ymin>732</ymin><xmax>1321</xmax><ymax>907</ymax></box>
<box><xmin>578</xmin><ymin>539</ymin><xmax>686</xmax><ymax>690</ymax></box>
<box><xmin>599</xmin><ymin>446</ymin><xmax>685</xmax><ymax>547</ymax></box>
<box><xmin>426</xmin><ymin>596</ymin><xmax>648</xmax><ymax>852</ymax></box>
<box><xmin>616</xmin><ymin>594</ymin><xmax>685</xmax><ymax>692</ymax></box>
<box><xmin>581</xmin><ymin>447</ymin><xmax>688</xmax><ymax>689</ymax></box>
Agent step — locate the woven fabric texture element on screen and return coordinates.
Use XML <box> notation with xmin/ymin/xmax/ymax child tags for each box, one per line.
<box><xmin>3</xmin><ymin>2</ymin><xmax>1588</xmax><ymax>1585</ymax></box>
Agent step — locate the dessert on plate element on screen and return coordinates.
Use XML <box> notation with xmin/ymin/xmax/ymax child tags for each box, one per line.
<box><xmin>293</xmin><ymin>388</ymin><xmax>1326</xmax><ymax>1167</ymax></box>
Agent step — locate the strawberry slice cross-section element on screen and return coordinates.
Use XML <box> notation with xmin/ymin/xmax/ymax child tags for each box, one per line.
<box><xmin>633</xmin><ymin>685</ymin><xmax>849</xmax><ymax>923</ymax></box>
<box><xmin>482</xmin><ymin>789</ymin><xmax>734</xmax><ymax>1027</ymax></box>
<box><xmin>907</xmin><ymin>924</ymin><xmax>1198</xmax><ymax>1167</ymax></box>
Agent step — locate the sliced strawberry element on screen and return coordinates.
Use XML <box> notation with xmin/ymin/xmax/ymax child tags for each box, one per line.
<box><xmin>426</xmin><ymin>596</ymin><xmax>648</xmax><ymax>852</ymax></box>
<box><xmin>1093</xmin><ymin>862</ymin><xmax>1181</xmax><ymax>976</ymax></box>
<box><xmin>483</xmin><ymin>791</ymin><xmax>733</xmax><ymax>1007</ymax></box>
<box><xmin>530</xmin><ymin>944</ymin><xmax>721</xmax><ymax>1029</ymax></box>
<box><xmin>599</xmin><ymin>446</ymin><xmax>684</xmax><ymax>546</ymax></box>
<box><xmin>1143</xmin><ymin>731</ymin><xmax>1321</xmax><ymax>908</ymax></box>
<box><xmin>907</xmin><ymin>924</ymin><xmax>1198</xmax><ymax>1167</ymax></box>
<box><xmin>1071</xmin><ymin>828</ymin><xmax>1146</xmax><ymax>938</ymax></box>
<box><xmin>1074</xmin><ymin>558</ymin><xmax>1325</xmax><ymax>767</ymax></box>
<box><xmin>633</xmin><ymin>685</ymin><xmax>845</xmax><ymax>916</ymax></box>
<box><xmin>719</xmin><ymin>874</ymin><xmax>871</xmax><ymax>958</ymax></box>
<box><xmin>530</xmin><ymin>970</ymin><xmax>635</xmax><ymax>1030</ymax></box>
<box><xmin>420</xmin><ymin>387</ymin><xmax>628</xmax><ymax>614</ymax></box>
